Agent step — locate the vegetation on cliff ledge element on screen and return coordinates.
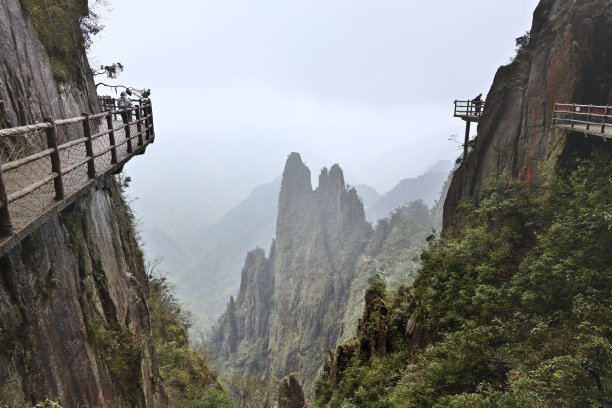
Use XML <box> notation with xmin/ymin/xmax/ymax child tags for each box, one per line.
<box><xmin>315</xmin><ymin>150</ymin><xmax>611</xmax><ymax>407</ymax></box>
<box><xmin>18</xmin><ymin>0</ymin><xmax>103</xmax><ymax>82</ymax></box>
<box><xmin>148</xmin><ymin>273</ymin><xmax>235</xmax><ymax>407</ymax></box>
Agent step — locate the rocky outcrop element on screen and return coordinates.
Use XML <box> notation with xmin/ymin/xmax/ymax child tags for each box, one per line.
<box><xmin>211</xmin><ymin>246</ymin><xmax>275</xmax><ymax>374</ymax></box>
<box><xmin>210</xmin><ymin>153</ymin><xmax>372</xmax><ymax>391</ymax></box>
<box><xmin>277</xmin><ymin>374</ymin><xmax>306</xmax><ymax>408</ymax></box>
<box><xmin>444</xmin><ymin>0</ymin><xmax>612</xmax><ymax>231</ymax></box>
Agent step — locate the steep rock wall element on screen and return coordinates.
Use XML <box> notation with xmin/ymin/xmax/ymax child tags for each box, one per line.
<box><xmin>0</xmin><ymin>1</ymin><xmax>168</xmax><ymax>406</ymax></box>
<box><xmin>0</xmin><ymin>179</ymin><xmax>167</xmax><ymax>406</ymax></box>
<box><xmin>444</xmin><ymin>0</ymin><xmax>612</xmax><ymax>231</ymax></box>
<box><xmin>270</xmin><ymin>155</ymin><xmax>372</xmax><ymax>387</ymax></box>
<box><xmin>210</xmin><ymin>153</ymin><xmax>372</xmax><ymax>391</ymax></box>
<box><xmin>0</xmin><ymin>0</ymin><xmax>98</xmax><ymax>128</ymax></box>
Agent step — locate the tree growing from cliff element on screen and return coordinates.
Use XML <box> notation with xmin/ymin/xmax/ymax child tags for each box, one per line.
<box><xmin>511</xmin><ymin>30</ymin><xmax>531</xmax><ymax>62</ymax></box>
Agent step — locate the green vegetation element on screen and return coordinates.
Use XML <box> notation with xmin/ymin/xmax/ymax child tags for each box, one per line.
<box><xmin>341</xmin><ymin>200</ymin><xmax>435</xmax><ymax>343</ymax></box>
<box><xmin>148</xmin><ymin>274</ymin><xmax>235</xmax><ymax>407</ymax></box>
<box><xmin>315</xmin><ymin>151</ymin><xmax>611</xmax><ymax>407</ymax></box>
<box><xmin>18</xmin><ymin>0</ymin><xmax>103</xmax><ymax>82</ymax></box>
<box><xmin>86</xmin><ymin>319</ymin><xmax>144</xmax><ymax>406</ymax></box>
<box><xmin>31</xmin><ymin>400</ymin><xmax>63</xmax><ymax>408</ymax></box>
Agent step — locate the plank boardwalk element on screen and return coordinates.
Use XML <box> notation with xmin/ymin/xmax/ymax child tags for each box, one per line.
<box><xmin>0</xmin><ymin>102</ymin><xmax>155</xmax><ymax>255</ymax></box>
<box><xmin>553</xmin><ymin>122</ymin><xmax>612</xmax><ymax>139</ymax></box>
<box><xmin>552</xmin><ymin>102</ymin><xmax>612</xmax><ymax>140</ymax></box>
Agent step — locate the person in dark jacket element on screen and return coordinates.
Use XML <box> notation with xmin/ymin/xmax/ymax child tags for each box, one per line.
<box><xmin>472</xmin><ymin>93</ymin><xmax>483</xmax><ymax>115</ymax></box>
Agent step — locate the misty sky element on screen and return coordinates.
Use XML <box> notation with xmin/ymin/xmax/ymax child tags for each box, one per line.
<box><xmin>85</xmin><ymin>0</ymin><xmax>549</xmax><ymax>229</ymax></box>
<box><xmin>91</xmin><ymin>1</ymin><xmax>538</xmax><ymax>178</ymax></box>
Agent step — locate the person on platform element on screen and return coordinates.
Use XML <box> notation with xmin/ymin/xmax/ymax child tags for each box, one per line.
<box><xmin>118</xmin><ymin>91</ymin><xmax>133</xmax><ymax>123</ymax></box>
<box><xmin>472</xmin><ymin>93</ymin><xmax>483</xmax><ymax>115</ymax></box>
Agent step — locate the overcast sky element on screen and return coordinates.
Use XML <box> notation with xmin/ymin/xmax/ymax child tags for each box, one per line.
<box><xmin>90</xmin><ymin>0</ymin><xmax>539</xmax><ymax>191</ymax></box>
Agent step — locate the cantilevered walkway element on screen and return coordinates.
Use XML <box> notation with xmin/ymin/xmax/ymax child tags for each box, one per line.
<box><xmin>0</xmin><ymin>99</ymin><xmax>155</xmax><ymax>256</ymax></box>
<box><xmin>552</xmin><ymin>103</ymin><xmax>612</xmax><ymax>139</ymax></box>
<box><xmin>452</xmin><ymin>99</ymin><xmax>611</xmax><ymax>163</ymax></box>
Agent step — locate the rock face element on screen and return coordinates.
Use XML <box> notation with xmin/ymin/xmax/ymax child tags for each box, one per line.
<box><xmin>277</xmin><ymin>374</ymin><xmax>306</xmax><ymax>408</ymax></box>
<box><xmin>444</xmin><ymin>0</ymin><xmax>612</xmax><ymax>231</ymax></box>
<box><xmin>0</xmin><ymin>0</ymin><xmax>98</xmax><ymax>127</ymax></box>
<box><xmin>210</xmin><ymin>153</ymin><xmax>372</xmax><ymax>391</ymax></box>
<box><xmin>0</xmin><ymin>1</ymin><xmax>168</xmax><ymax>406</ymax></box>
<box><xmin>0</xmin><ymin>180</ymin><xmax>167</xmax><ymax>406</ymax></box>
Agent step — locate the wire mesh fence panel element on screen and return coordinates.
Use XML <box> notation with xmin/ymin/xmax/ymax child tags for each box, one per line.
<box><xmin>0</xmin><ymin>128</ymin><xmax>47</xmax><ymax>162</ymax></box>
<box><xmin>112</xmin><ymin>119</ymin><xmax>130</xmax><ymax>160</ymax></box>
<box><xmin>60</xmin><ymin>142</ymin><xmax>89</xmax><ymax>196</ymax></box>
<box><xmin>0</xmin><ymin>100</ymin><xmax>155</xmax><ymax>234</ymax></box>
<box><xmin>92</xmin><ymin>130</ymin><xmax>113</xmax><ymax>173</ymax></box>
<box><xmin>0</xmin><ymin>128</ymin><xmax>55</xmax><ymax>229</ymax></box>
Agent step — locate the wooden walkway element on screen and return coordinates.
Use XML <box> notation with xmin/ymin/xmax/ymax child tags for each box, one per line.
<box><xmin>0</xmin><ymin>99</ymin><xmax>155</xmax><ymax>256</ymax></box>
<box><xmin>552</xmin><ymin>103</ymin><xmax>612</xmax><ymax>139</ymax></box>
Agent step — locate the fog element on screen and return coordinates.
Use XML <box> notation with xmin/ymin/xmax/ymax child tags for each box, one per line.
<box><xmin>89</xmin><ymin>0</ymin><xmax>539</xmax><ymax>253</ymax></box>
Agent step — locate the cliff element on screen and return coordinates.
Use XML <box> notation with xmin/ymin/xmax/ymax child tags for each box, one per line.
<box><xmin>0</xmin><ymin>1</ymin><xmax>167</xmax><ymax>406</ymax></box>
<box><xmin>444</xmin><ymin>0</ymin><xmax>612</xmax><ymax>230</ymax></box>
<box><xmin>0</xmin><ymin>180</ymin><xmax>167</xmax><ymax>406</ymax></box>
<box><xmin>210</xmin><ymin>153</ymin><xmax>372</xmax><ymax>391</ymax></box>
<box><xmin>315</xmin><ymin>151</ymin><xmax>611</xmax><ymax>407</ymax></box>
<box><xmin>0</xmin><ymin>0</ymin><xmax>98</xmax><ymax>127</ymax></box>
<box><xmin>314</xmin><ymin>1</ymin><xmax>611</xmax><ymax>406</ymax></box>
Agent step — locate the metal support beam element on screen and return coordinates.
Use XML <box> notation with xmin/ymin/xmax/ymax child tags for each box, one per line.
<box><xmin>463</xmin><ymin>120</ymin><xmax>471</xmax><ymax>161</ymax></box>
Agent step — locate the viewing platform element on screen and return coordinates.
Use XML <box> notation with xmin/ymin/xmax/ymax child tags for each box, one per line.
<box><xmin>454</xmin><ymin>98</ymin><xmax>485</xmax><ymax>161</ymax></box>
<box><xmin>454</xmin><ymin>99</ymin><xmax>485</xmax><ymax>122</ymax></box>
<box><xmin>552</xmin><ymin>103</ymin><xmax>612</xmax><ymax>139</ymax></box>
<box><xmin>0</xmin><ymin>98</ymin><xmax>155</xmax><ymax>256</ymax></box>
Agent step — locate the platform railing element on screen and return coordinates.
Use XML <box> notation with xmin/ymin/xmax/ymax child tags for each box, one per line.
<box><xmin>454</xmin><ymin>99</ymin><xmax>485</xmax><ymax>118</ymax></box>
<box><xmin>0</xmin><ymin>99</ymin><xmax>155</xmax><ymax>235</ymax></box>
<box><xmin>552</xmin><ymin>103</ymin><xmax>612</xmax><ymax>136</ymax></box>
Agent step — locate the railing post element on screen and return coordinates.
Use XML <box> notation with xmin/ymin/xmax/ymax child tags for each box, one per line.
<box><xmin>82</xmin><ymin>113</ymin><xmax>96</xmax><ymax>178</ymax></box>
<box><xmin>586</xmin><ymin>105</ymin><xmax>592</xmax><ymax>131</ymax></box>
<box><xmin>144</xmin><ymin>103</ymin><xmax>151</xmax><ymax>141</ymax></box>
<box><xmin>148</xmin><ymin>101</ymin><xmax>155</xmax><ymax>137</ymax></box>
<box><xmin>602</xmin><ymin>106</ymin><xmax>609</xmax><ymax>134</ymax></box>
<box><xmin>123</xmin><ymin>109</ymin><xmax>133</xmax><ymax>154</ymax></box>
<box><xmin>570</xmin><ymin>103</ymin><xmax>575</xmax><ymax>128</ymax></box>
<box><xmin>44</xmin><ymin>116</ymin><xmax>64</xmax><ymax>200</ymax></box>
<box><xmin>135</xmin><ymin>107</ymin><xmax>144</xmax><ymax>146</ymax></box>
<box><xmin>0</xmin><ymin>159</ymin><xmax>13</xmax><ymax>235</ymax></box>
<box><xmin>106</xmin><ymin>113</ymin><xmax>118</xmax><ymax>164</ymax></box>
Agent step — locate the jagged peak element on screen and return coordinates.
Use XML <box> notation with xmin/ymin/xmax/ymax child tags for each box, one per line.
<box><xmin>319</xmin><ymin>167</ymin><xmax>329</xmax><ymax>191</ymax></box>
<box><xmin>328</xmin><ymin>164</ymin><xmax>345</xmax><ymax>189</ymax></box>
<box><xmin>280</xmin><ymin>152</ymin><xmax>312</xmax><ymax>206</ymax></box>
<box><xmin>316</xmin><ymin>163</ymin><xmax>346</xmax><ymax>194</ymax></box>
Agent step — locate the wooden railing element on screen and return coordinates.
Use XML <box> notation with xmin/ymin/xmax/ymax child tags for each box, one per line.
<box><xmin>0</xmin><ymin>99</ymin><xmax>155</xmax><ymax>236</ymax></box>
<box><xmin>552</xmin><ymin>103</ymin><xmax>612</xmax><ymax>138</ymax></box>
<box><xmin>454</xmin><ymin>99</ymin><xmax>485</xmax><ymax>119</ymax></box>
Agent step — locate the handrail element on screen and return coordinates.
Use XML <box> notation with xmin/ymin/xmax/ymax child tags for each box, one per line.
<box><xmin>552</xmin><ymin>102</ymin><xmax>611</xmax><ymax>136</ymax></box>
<box><xmin>0</xmin><ymin>98</ymin><xmax>156</xmax><ymax>235</ymax></box>
<box><xmin>454</xmin><ymin>99</ymin><xmax>486</xmax><ymax>119</ymax></box>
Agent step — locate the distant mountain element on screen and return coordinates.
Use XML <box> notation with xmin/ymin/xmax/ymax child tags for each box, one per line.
<box><xmin>140</xmin><ymin>226</ymin><xmax>189</xmax><ymax>275</ymax></box>
<box><xmin>354</xmin><ymin>130</ymin><xmax>460</xmax><ymax>192</ymax></box>
<box><xmin>353</xmin><ymin>184</ymin><xmax>380</xmax><ymax>210</ymax></box>
<box><xmin>366</xmin><ymin>160</ymin><xmax>453</xmax><ymax>222</ymax></box>
<box><xmin>172</xmin><ymin>179</ymin><xmax>281</xmax><ymax>333</ymax></box>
